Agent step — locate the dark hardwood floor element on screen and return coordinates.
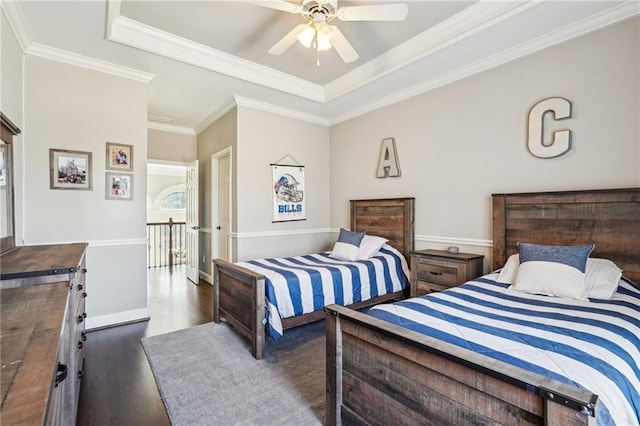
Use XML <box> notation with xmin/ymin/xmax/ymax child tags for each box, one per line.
<box><xmin>76</xmin><ymin>265</ymin><xmax>213</xmax><ymax>425</ymax></box>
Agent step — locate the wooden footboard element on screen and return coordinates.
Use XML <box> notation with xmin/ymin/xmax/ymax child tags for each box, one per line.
<box><xmin>213</xmin><ymin>259</ymin><xmax>266</xmax><ymax>359</ymax></box>
<box><xmin>325</xmin><ymin>304</ymin><xmax>598</xmax><ymax>426</ymax></box>
<box><xmin>214</xmin><ymin>258</ymin><xmax>410</xmax><ymax>360</ymax></box>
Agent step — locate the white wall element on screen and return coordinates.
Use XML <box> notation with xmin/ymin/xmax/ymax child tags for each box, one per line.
<box><xmin>23</xmin><ymin>56</ymin><xmax>149</xmax><ymax>329</ymax></box>
<box><xmin>235</xmin><ymin>106</ymin><xmax>331</xmax><ymax>261</ymax></box>
<box><xmin>330</xmin><ymin>18</ymin><xmax>640</xmax><ymax>270</ymax></box>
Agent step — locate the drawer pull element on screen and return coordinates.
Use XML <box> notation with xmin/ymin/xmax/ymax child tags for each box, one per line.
<box><xmin>55</xmin><ymin>363</ymin><xmax>68</xmax><ymax>387</ymax></box>
<box><xmin>429</xmin><ymin>271</ymin><xmax>443</xmax><ymax>276</ymax></box>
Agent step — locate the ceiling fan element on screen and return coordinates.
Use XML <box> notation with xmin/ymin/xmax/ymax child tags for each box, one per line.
<box><xmin>256</xmin><ymin>0</ymin><xmax>409</xmax><ymax>65</ymax></box>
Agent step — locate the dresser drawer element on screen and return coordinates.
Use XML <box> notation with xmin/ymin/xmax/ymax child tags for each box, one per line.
<box><xmin>415</xmin><ymin>259</ymin><xmax>458</xmax><ymax>286</ymax></box>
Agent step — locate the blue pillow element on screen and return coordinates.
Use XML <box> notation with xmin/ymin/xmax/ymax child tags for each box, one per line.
<box><xmin>510</xmin><ymin>242</ymin><xmax>594</xmax><ymax>300</ymax></box>
<box><xmin>331</xmin><ymin>228</ymin><xmax>365</xmax><ymax>261</ymax></box>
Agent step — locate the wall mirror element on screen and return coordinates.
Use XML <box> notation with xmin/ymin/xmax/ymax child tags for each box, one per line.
<box><xmin>1</xmin><ymin>112</ymin><xmax>20</xmax><ymax>254</ymax></box>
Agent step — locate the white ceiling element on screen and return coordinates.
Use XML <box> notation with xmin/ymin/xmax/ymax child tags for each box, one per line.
<box><xmin>3</xmin><ymin>0</ymin><xmax>638</xmax><ymax>133</ymax></box>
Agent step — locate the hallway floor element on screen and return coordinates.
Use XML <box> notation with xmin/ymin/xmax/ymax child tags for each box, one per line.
<box><xmin>76</xmin><ymin>266</ymin><xmax>213</xmax><ymax>425</ymax></box>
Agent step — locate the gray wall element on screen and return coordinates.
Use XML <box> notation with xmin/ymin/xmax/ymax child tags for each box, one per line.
<box><xmin>196</xmin><ymin>107</ymin><xmax>237</xmax><ymax>279</ymax></box>
<box><xmin>330</xmin><ymin>18</ymin><xmax>640</xmax><ymax>270</ymax></box>
<box><xmin>235</xmin><ymin>106</ymin><xmax>331</xmax><ymax>261</ymax></box>
<box><xmin>1</xmin><ymin>11</ymin><xmax>24</xmax><ymax>244</ymax></box>
<box><xmin>148</xmin><ymin>128</ymin><xmax>196</xmax><ymax>163</ymax></box>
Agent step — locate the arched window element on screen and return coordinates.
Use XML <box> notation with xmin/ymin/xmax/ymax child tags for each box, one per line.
<box><xmin>160</xmin><ymin>191</ymin><xmax>186</xmax><ymax>210</ymax></box>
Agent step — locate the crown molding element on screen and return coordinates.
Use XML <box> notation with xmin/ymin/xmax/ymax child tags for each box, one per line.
<box><xmin>324</xmin><ymin>0</ymin><xmax>536</xmax><ymax>103</ymax></box>
<box><xmin>328</xmin><ymin>1</ymin><xmax>640</xmax><ymax>125</ymax></box>
<box><xmin>106</xmin><ymin>9</ymin><xmax>324</xmax><ymax>102</ymax></box>
<box><xmin>148</xmin><ymin>121</ymin><xmax>196</xmax><ymax>136</ymax></box>
<box><xmin>1</xmin><ymin>0</ymin><xmax>31</xmax><ymax>52</ymax></box>
<box><xmin>234</xmin><ymin>96</ymin><xmax>330</xmax><ymax>126</ymax></box>
<box><xmin>2</xmin><ymin>0</ymin><xmax>155</xmax><ymax>84</ymax></box>
<box><xmin>25</xmin><ymin>43</ymin><xmax>155</xmax><ymax>84</ymax></box>
<box><xmin>195</xmin><ymin>95</ymin><xmax>328</xmax><ymax>134</ymax></box>
<box><xmin>195</xmin><ymin>96</ymin><xmax>238</xmax><ymax>134</ymax></box>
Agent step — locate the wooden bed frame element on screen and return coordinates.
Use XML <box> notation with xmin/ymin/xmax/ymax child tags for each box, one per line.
<box><xmin>326</xmin><ymin>187</ymin><xmax>640</xmax><ymax>425</ymax></box>
<box><xmin>213</xmin><ymin>197</ymin><xmax>415</xmax><ymax>359</ymax></box>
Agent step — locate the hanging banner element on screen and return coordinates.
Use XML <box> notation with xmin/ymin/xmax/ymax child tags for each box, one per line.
<box><xmin>272</xmin><ymin>164</ymin><xmax>305</xmax><ymax>222</ymax></box>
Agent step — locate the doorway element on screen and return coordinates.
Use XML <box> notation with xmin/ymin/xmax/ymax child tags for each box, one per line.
<box><xmin>146</xmin><ymin>161</ymin><xmax>188</xmax><ymax>269</ymax></box>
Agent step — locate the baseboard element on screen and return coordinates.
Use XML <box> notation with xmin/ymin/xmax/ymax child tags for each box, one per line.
<box><xmin>199</xmin><ymin>270</ymin><xmax>213</xmax><ymax>285</ymax></box>
<box><xmin>86</xmin><ymin>307</ymin><xmax>150</xmax><ymax>331</ymax></box>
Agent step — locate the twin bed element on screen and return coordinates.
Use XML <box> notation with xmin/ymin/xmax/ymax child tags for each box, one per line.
<box><xmin>213</xmin><ymin>188</ymin><xmax>639</xmax><ymax>425</ymax></box>
<box><xmin>326</xmin><ymin>188</ymin><xmax>640</xmax><ymax>426</ymax></box>
<box><xmin>213</xmin><ymin>197</ymin><xmax>415</xmax><ymax>359</ymax></box>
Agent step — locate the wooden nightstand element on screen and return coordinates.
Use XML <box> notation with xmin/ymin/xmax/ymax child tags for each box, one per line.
<box><xmin>410</xmin><ymin>249</ymin><xmax>484</xmax><ymax>297</ymax></box>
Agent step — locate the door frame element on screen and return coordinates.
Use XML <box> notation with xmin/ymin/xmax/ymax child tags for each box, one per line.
<box><xmin>146</xmin><ymin>159</ymin><xmax>190</xmax><ymax>269</ymax></box>
<box><xmin>211</xmin><ymin>147</ymin><xmax>233</xmax><ymax>262</ymax></box>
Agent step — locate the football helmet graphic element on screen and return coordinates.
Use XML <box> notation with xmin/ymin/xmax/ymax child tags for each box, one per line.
<box><xmin>273</xmin><ymin>173</ymin><xmax>304</xmax><ymax>203</ymax></box>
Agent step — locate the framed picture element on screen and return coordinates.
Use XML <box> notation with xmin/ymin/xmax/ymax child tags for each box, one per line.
<box><xmin>271</xmin><ymin>164</ymin><xmax>305</xmax><ymax>222</ymax></box>
<box><xmin>49</xmin><ymin>148</ymin><xmax>92</xmax><ymax>190</ymax></box>
<box><xmin>105</xmin><ymin>172</ymin><xmax>133</xmax><ymax>200</ymax></box>
<box><xmin>106</xmin><ymin>142</ymin><xmax>133</xmax><ymax>171</ymax></box>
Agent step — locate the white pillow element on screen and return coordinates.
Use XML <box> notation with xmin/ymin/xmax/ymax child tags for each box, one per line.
<box><xmin>330</xmin><ymin>228</ymin><xmax>365</xmax><ymax>261</ymax></box>
<box><xmin>584</xmin><ymin>258</ymin><xmax>622</xmax><ymax>299</ymax></box>
<box><xmin>496</xmin><ymin>254</ymin><xmax>519</xmax><ymax>283</ymax></box>
<box><xmin>357</xmin><ymin>235</ymin><xmax>389</xmax><ymax>260</ymax></box>
<box><xmin>497</xmin><ymin>253</ymin><xmax>623</xmax><ymax>299</ymax></box>
<box><xmin>508</xmin><ymin>242</ymin><xmax>594</xmax><ymax>300</ymax></box>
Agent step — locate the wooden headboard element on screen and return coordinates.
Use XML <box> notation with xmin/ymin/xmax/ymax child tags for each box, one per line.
<box><xmin>492</xmin><ymin>187</ymin><xmax>640</xmax><ymax>283</ymax></box>
<box><xmin>350</xmin><ymin>197</ymin><xmax>415</xmax><ymax>260</ymax></box>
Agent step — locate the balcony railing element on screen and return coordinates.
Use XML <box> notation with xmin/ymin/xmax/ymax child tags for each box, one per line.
<box><xmin>147</xmin><ymin>218</ymin><xmax>186</xmax><ymax>268</ymax></box>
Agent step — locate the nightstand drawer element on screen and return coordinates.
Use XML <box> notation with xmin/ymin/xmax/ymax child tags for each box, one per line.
<box><xmin>415</xmin><ymin>262</ymin><xmax>458</xmax><ymax>286</ymax></box>
<box><xmin>416</xmin><ymin>281</ymin><xmax>452</xmax><ymax>294</ymax></box>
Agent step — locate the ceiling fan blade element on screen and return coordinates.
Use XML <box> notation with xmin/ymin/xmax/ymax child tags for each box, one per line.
<box><xmin>268</xmin><ymin>24</ymin><xmax>306</xmax><ymax>55</ymax></box>
<box><xmin>336</xmin><ymin>4</ymin><xmax>408</xmax><ymax>21</ymax></box>
<box><xmin>330</xmin><ymin>26</ymin><xmax>359</xmax><ymax>63</ymax></box>
<box><xmin>251</xmin><ymin>1</ymin><xmax>302</xmax><ymax>14</ymax></box>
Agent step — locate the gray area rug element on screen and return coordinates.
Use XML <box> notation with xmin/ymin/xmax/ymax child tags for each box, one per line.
<box><xmin>141</xmin><ymin>320</ymin><xmax>325</xmax><ymax>426</ymax></box>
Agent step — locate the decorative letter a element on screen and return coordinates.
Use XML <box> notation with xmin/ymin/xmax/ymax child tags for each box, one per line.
<box><xmin>376</xmin><ymin>138</ymin><xmax>401</xmax><ymax>178</ymax></box>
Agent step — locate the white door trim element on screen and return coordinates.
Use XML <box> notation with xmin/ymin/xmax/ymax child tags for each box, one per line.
<box><xmin>211</xmin><ymin>147</ymin><xmax>233</xmax><ymax>262</ymax></box>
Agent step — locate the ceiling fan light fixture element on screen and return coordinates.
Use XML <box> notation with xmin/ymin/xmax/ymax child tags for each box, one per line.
<box><xmin>297</xmin><ymin>25</ymin><xmax>316</xmax><ymax>48</ymax></box>
<box><xmin>316</xmin><ymin>23</ymin><xmax>333</xmax><ymax>51</ymax></box>
<box><xmin>297</xmin><ymin>23</ymin><xmax>333</xmax><ymax>51</ymax></box>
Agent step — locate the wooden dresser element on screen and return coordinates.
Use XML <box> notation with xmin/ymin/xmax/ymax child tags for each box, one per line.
<box><xmin>1</xmin><ymin>243</ymin><xmax>88</xmax><ymax>425</ymax></box>
<box><xmin>410</xmin><ymin>249</ymin><xmax>484</xmax><ymax>297</ymax></box>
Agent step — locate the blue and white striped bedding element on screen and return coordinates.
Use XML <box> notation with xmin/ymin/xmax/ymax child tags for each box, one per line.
<box><xmin>368</xmin><ymin>275</ymin><xmax>640</xmax><ymax>426</ymax></box>
<box><xmin>237</xmin><ymin>244</ymin><xmax>409</xmax><ymax>342</ymax></box>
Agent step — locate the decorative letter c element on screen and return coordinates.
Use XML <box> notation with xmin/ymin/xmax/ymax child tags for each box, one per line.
<box><xmin>527</xmin><ymin>97</ymin><xmax>572</xmax><ymax>158</ymax></box>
